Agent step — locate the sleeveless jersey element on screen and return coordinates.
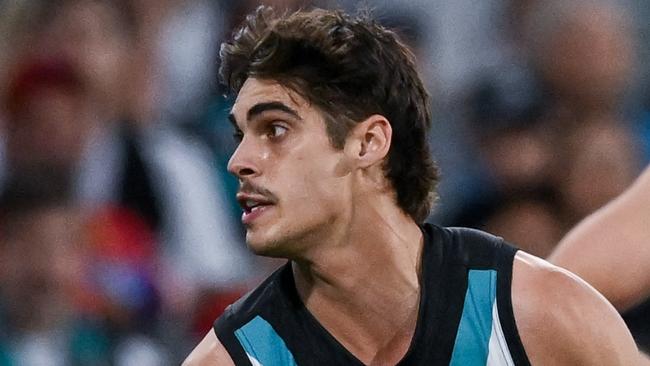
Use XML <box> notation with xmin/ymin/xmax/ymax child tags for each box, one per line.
<box><xmin>214</xmin><ymin>224</ymin><xmax>531</xmax><ymax>365</ymax></box>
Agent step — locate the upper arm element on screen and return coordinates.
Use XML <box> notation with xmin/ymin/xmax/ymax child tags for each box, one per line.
<box><xmin>549</xmin><ymin>166</ymin><xmax>650</xmax><ymax>311</ymax></box>
<box><xmin>513</xmin><ymin>252</ymin><xmax>640</xmax><ymax>365</ymax></box>
<box><xmin>183</xmin><ymin>329</ymin><xmax>236</xmax><ymax>366</ymax></box>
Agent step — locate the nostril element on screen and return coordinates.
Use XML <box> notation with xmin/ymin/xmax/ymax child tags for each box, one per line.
<box><xmin>239</xmin><ymin>167</ymin><xmax>256</xmax><ymax>176</ymax></box>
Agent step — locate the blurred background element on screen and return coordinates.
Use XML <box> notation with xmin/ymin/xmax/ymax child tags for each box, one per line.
<box><xmin>0</xmin><ymin>0</ymin><xmax>648</xmax><ymax>364</ymax></box>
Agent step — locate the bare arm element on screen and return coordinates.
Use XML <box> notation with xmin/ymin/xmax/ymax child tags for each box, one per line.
<box><xmin>513</xmin><ymin>252</ymin><xmax>640</xmax><ymax>365</ymax></box>
<box><xmin>183</xmin><ymin>329</ymin><xmax>236</xmax><ymax>366</ymax></box>
<box><xmin>550</xmin><ymin>166</ymin><xmax>650</xmax><ymax>311</ymax></box>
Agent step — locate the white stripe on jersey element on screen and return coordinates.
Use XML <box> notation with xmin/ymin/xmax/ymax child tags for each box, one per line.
<box><xmin>247</xmin><ymin>353</ymin><xmax>264</xmax><ymax>366</ymax></box>
<box><xmin>487</xmin><ymin>300</ymin><xmax>516</xmax><ymax>366</ymax></box>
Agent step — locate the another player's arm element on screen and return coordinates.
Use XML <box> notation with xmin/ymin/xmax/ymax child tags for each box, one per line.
<box><xmin>512</xmin><ymin>252</ymin><xmax>640</xmax><ymax>365</ymax></box>
<box><xmin>183</xmin><ymin>329</ymin><xmax>236</xmax><ymax>366</ymax></box>
<box><xmin>549</xmin><ymin>166</ymin><xmax>650</xmax><ymax>311</ymax></box>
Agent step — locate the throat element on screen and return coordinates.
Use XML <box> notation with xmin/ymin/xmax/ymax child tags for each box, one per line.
<box><xmin>316</xmin><ymin>285</ymin><xmax>421</xmax><ymax>365</ymax></box>
<box><xmin>292</xmin><ymin>258</ymin><xmax>423</xmax><ymax>365</ymax></box>
<box><xmin>289</xmin><ymin>219</ymin><xmax>426</xmax><ymax>364</ymax></box>
<box><xmin>367</xmin><ymin>304</ymin><xmax>421</xmax><ymax>366</ymax></box>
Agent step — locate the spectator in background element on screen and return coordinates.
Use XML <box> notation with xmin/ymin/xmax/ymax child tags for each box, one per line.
<box><xmin>0</xmin><ymin>0</ymin><xmax>259</xmax><ymax>360</ymax></box>
<box><xmin>558</xmin><ymin>119</ymin><xmax>641</xmax><ymax>222</ymax></box>
<box><xmin>133</xmin><ymin>0</ymin><xmax>225</xmax><ymax>126</ymax></box>
<box><xmin>482</xmin><ymin>192</ymin><xmax>564</xmax><ymax>257</ymax></box>
<box><xmin>522</xmin><ymin>0</ymin><xmax>635</xmax><ymax>117</ymax></box>
<box><xmin>0</xmin><ymin>0</ymin><xmax>253</xmax><ymax>313</ymax></box>
<box><xmin>450</xmin><ymin>77</ymin><xmax>566</xmax><ymax>257</ymax></box>
<box><xmin>521</xmin><ymin>0</ymin><xmax>643</xmax><ymax>221</ymax></box>
<box><xmin>454</xmin><ymin>0</ymin><xmax>643</xmax><ymax>250</ymax></box>
<box><xmin>0</xmin><ymin>176</ymin><xmax>91</xmax><ymax>365</ymax></box>
<box><xmin>0</xmin><ymin>176</ymin><xmax>168</xmax><ymax>365</ymax></box>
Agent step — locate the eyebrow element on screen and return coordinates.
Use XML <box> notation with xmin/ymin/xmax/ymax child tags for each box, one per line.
<box><xmin>228</xmin><ymin>101</ymin><xmax>302</xmax><ymax>129</ymax></box>
<box><xmin>248</xmin><ymin>101</ymin><xmax>301</xmax><ymax>121</ymax></box>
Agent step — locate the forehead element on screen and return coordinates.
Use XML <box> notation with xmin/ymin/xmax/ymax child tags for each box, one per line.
<box><xmin>231</xmin><ymin>78</ymin><xmax>309</xmax><ymax>120</ymax></box>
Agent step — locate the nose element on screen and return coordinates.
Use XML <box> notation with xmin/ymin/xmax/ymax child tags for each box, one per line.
<box><xmin>227</xmin><ymin>141</ymin><xmax>260</xmax><ymax>179</ymax></box>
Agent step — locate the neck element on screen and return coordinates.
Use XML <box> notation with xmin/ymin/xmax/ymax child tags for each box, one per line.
<box><xmin>292</xmin><ymin>195</ymin><xmax>425</xmax><ymax>364</ymax></box>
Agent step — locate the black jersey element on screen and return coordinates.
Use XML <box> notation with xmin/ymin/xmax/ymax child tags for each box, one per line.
<box><xmin>214</xmin><ymin>224</ymin><xmax>531</xmax><ymax>365</ymax></box>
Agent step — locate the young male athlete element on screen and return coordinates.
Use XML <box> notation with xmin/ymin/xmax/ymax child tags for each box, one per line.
<box><xmin>185</xmin><ymin>7</ymin><xmax>640</xmax><ymax>365</ymax></box>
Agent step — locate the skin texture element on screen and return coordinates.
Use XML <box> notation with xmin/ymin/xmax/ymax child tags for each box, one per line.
<box><xmin>225</xmin><ymin>78</ymin><xmax>357</xmax><ymax>258</ymax></box>
<box><xmin>185</xmin><ymin>78</ymin><xmax>642</xmax><ymax>365</ymax></box>
<box><xmin>550</xmin><ymin>165</ymin><xmax>650</xmax><ymax>312</ymax></box>
<box><xmin>513</xmin><ymin>252</ymin><xmax>640</xmax><ymax>365</ymax></box>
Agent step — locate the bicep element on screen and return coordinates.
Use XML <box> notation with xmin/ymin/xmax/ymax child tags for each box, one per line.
<box><xmin>183</xmin><ymin>329</ymin><xmax>236</xmax><ymax>366</ymax></box>
<box><xmin>550</xmin><ymin>166</ymin><xmax>650</xmax><ymax>310</ymax></box>
<box><xmin>513</xmin><ymin>252</ymin><xmax>640</xmax><ymax>365</ymax></box>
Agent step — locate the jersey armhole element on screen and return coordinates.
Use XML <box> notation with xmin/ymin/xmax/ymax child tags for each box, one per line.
<box><xmin>214</xmin><ymin>308</ymin><xmax>254</xmax><ymax>366</ymax></box>
<box><xmin>496</xmin><ymin>244</ymin><xmax>532</xmax><ymax>366</ymax></box>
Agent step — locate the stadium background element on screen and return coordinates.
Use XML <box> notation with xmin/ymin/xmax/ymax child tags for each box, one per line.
<box><xmin>0</xmin><ymin>0</ymin><xmax>648</xmax><ymax>364</ymax></box>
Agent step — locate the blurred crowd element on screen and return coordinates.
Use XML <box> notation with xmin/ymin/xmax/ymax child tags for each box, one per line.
<box><xmin>0</xmin><ymin>0</ymin><xmax>648</xmax><ymax>364</ymax></box>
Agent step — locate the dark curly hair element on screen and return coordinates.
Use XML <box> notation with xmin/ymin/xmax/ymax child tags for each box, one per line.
<box><xmin>220</xmin><ymin>6</ymin><xmax>438</xmax><ymax>223</ymax></box>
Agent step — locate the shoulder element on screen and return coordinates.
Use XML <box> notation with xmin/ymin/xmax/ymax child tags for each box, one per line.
<box><xmin>183</xmin><ymin>330</ymin><xmax>235</xmax><ymax>366</ymax></box>
<box><xmin>511</xmin><ymin>251</ymin><xmax>639</xmax><ymax>365</ymax></box>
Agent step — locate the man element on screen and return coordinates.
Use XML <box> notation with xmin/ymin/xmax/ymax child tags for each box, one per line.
<box><xmin>185</xmin><ymin>7</ymin><xmax>640</xmax><ymax>365</ymax></box>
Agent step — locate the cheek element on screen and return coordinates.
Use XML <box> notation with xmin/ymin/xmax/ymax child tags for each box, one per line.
<box><xmin>268</xmin><ymin>136</ymin><xmax>349</xmax><ymax>215</ymax></box>
<box><xmin>284</xmin><ymin>160</ymin><xmax>348</xmax><ymax>214</ymax></box>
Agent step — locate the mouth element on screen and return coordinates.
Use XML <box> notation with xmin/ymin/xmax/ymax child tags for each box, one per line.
<box><xmin>237</xmin><ymin>194</ymin><xmax>275</xmax><ymax>225</ymax></box>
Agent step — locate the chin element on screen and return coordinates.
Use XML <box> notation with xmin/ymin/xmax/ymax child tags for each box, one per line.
<box><xmin>245</xmin><ymin>230</ymin><xmax>286</xmax><ymax>257</ymax></box>
<box><xmin>245</xmin><ymin>226</ymin><xmax>304</xmax><ymax>258</ymax></box>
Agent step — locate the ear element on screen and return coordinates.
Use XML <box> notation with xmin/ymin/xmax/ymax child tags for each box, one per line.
<box><xmin>344</xmin><ymin>114</ymin><xmax>392</xmax><ymax>169</ymax></box>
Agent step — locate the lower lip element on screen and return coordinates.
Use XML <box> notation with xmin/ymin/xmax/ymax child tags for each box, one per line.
<box><xmin>241</xmin><ymin>205</ymin><xmax>271</xmax><ymax>225</ymax></box>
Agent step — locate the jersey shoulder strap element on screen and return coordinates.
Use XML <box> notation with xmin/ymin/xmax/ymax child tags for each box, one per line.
<box><xmin>425</xmin><ymin>224</ymin><xmax>531</xmax><ymax>366</ymax></box>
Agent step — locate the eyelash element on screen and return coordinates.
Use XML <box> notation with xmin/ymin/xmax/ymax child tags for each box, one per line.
<box><xmin>231</xmin><ymin>123</ymin><xmax>288</xmax><ymax>144</ymax></box>
<box><xmin>266</xmin><ymin>123</ymin><xmax>288</xmax><ymax>140</ymax></box>
<box><xmin>233</xmin><ymin>130</ymin><xmax>244</xmax><ymax>143</ymax></box>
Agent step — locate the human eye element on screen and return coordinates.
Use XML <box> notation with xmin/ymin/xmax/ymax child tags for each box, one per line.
<box><xmin>233</xmin><ymin>129</ymin><xmax>244</xmax><ymax>143</ymax></box>
<box><xmin>267</xmin><ymin>123</ymin><xmax>288</xmax><ymax>140</ymax></box>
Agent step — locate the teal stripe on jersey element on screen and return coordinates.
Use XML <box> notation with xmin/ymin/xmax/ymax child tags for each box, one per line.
<box><xmin>449</xmin><ymin>269</ymin><xmax>498</xmax><ymax>366</ymax></box>
<box><xmin>234</xmin><ymin>316</ymin><xmax>298</xmax><ymax>366</ymax></box>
